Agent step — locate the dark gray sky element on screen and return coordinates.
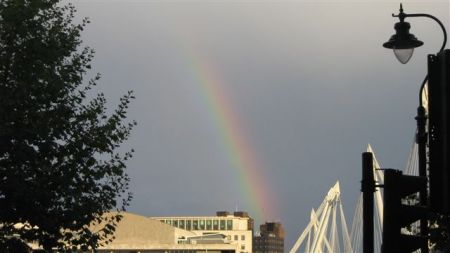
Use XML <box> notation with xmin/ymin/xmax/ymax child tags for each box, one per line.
<box><xmin>73</xmin><ymin>0</ymin><xmax>449</xmax><ymax>249</ymax></box>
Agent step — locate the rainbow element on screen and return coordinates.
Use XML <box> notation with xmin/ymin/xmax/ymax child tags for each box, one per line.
<box><xmin>185</xmin><ymin>48</ymin><xmax>279</xmax><ymax>223</ymax></box>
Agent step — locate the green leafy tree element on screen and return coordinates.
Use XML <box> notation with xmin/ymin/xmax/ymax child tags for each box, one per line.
<box><xmin>0</xmin><ymin>0</ymin><xmax>135</xmax><ymax>251</ymax></box>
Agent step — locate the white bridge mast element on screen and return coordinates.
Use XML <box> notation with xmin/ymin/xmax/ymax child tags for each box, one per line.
<box><xmin>289</xmin><ymin>182</ymin><xmax>353</xmax><ymax>253</ymax></box>
<box><xmin>291</xmin><ymin>141</ymin><xmax>422</xmax><ymax>253</ymax></box>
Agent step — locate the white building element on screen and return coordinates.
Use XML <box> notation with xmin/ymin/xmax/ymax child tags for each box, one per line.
<box><xmin>153</xmin><ymin>211</ymin><xmax>254</xmax><ymax>253</ymax></box>
<box><xmin>28</xmin><ymin>212</ymin><xmax>239</xmax><ymax>253</ymax></box>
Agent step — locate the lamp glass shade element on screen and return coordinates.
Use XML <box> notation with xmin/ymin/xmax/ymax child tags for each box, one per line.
<box><xmin>383</xmin><ymin>21</ymin><xmax>423</xmax><ymax>64</ymax></box>
<box><xmin>393</xmin><ymin>48</ymin><xmax>414</xmax><ymax>64</ymax></box>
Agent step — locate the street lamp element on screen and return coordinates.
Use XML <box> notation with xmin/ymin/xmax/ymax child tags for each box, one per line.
<box><xmin>383</xmin><ymin>3</ymin><xmax>448</xmax><ymax>183</ymax></box>
<box><xmin>383</xmin><ymin>4</ymin><xmax>447</xmax><ymax>65</ymax></box>
<box><xmin>381</xmin><ymin>4</ymin><xmax>449</xmax><ymax>253</ymax></box>
<box><xmin>383</xmin><ymin>4</ymin><xmax>423</xmax><ymax>64</ymax></box>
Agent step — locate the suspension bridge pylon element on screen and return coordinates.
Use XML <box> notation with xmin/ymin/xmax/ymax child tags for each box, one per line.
<box><xmin>289</xmin><ymin>181</ymin><xmax>353</xmax><ymax>253</ymax></box>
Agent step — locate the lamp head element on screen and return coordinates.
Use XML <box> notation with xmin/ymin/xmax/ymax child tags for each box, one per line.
<box><xmin>383</xmin><ymin>4</ymin><xmax>424</xmax><ymax>64</ymax></box>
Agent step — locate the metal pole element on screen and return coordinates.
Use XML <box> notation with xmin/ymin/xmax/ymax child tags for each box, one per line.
<box><xmin>416</xmin><ymin>105</ymin><xmax>429</xmax><ymax>253</ymax></box>
<box><xmin>362</xmin><ymin>152</ymin><xmax>375</xmax><ymax>253</ymax></box>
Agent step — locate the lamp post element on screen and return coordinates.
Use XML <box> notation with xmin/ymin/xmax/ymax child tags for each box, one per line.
<box><xmin>383</xmin><ymin>4</ymin><xmax>447</xmax><ymax>106</ymax></box>
<box><xmin>383</xmin><ymin>4</ymin><xmax>447</xmax><ymax>64</ymax></box>
<box><xmin>382</xmin><ymin>3</ymin><xmax>448</xmax><ymax>253</ymax></box>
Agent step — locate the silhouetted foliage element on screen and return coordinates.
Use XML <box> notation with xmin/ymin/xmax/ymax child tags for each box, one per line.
<box><xmin>0</xmin><ymin>237</ymin><xmax>30</xmax><ymax>253</ymax></box>
<box><xmin>430</xmin><ymin>214</ymin><xmax>450</xmax><ymax>252</ymax></box>
<box><xmin>0</xmin><ymin>0</ymin><xmax>135</xmax><ymax>251</ymax></box>
<box><xmin>405</xmin><ymin>192</ymin><xmax>450</xmax><ymax>251</ymax></box>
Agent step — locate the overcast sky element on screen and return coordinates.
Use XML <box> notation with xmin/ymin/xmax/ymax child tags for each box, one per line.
<box><xmin>72</xmin><ymin>0</ymin><xmax>449</xmax><ymax>249</ymax></box>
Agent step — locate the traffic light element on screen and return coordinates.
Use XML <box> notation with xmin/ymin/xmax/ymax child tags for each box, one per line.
<box><xmin>428</xmin><ymin>49</ymin><xmax>450</xmax><ymax>214</ymax></box>
<box><xmin>381</xmin><ymin>169</ymin><xmax>428</xmax><ymax>253</ymax></box>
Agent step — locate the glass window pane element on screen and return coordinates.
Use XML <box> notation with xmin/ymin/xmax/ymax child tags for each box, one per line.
<box><xmin>213</xmin><ymin>220</ymin><xmax>219</xmax><ymax>230</ymax></box>
<box><xmin>226</xmin><ymin>220</ymin><xmax>232</xmax><ymax>230</ymax></box>
<box><xmin>199</xmin><ymin>220</ymin><xmax>205</xmax><ymax>230</ymax></box>
<box><xmin>186</xmin><ymin>220</ymin><xmax>191</xmax><ymax>230</ymax></box>
<box><xmin>173</xmin><ymin>220</ymin><xmax>178</xmax><ymax>227</ymax></box>
<box><xmin>220</xmin><ymin>220</ymin><xmax>225</xmax><ymax>230</ymax></box>
<box><xmin>179</xmin><ymin>220</ymin><xmax>185</xmax><ymax>229</ymax></box>
<box><xmin>193</xmin><ymin>220</ymin><xmax>198</xmax><ymax>230</ymax></box>
<box><xmin>206</xmin><ymin>220</ymin><xmax>212</xmax><ymax>230</ymax></box>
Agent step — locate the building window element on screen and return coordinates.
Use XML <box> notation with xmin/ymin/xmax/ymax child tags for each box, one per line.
<box><xmin>193</xmin><ymin>220</ymin><xmax>198</xmax><ymax>230</ymax></box>
<box><xmin>186</xmin><ymin>220</ymin><xmax>191</xmax><ymax>230</ymax></box>
<box><xmin>206</xmin><ymin>220</ymin><xmax>212</xmax><ymax>230</ymax></box>
<box><xmin>234</xmin><ymin>235</ymin><xmax>238</xmax><ymax>241</ymax></box>
<box><xmin>199</xmin><ymin>220</ymin><xmax>205</xmax><ymax>230</ymax></box>
<box><xmin>226</xmin><ymin>220</ymin><xmax>232</xmax><ymax>230</ymax></box>
<box><xmin>220</xmin><ymin>220</ymin><xmax>226</xmax><ymax>230</ymax></box>
<box><xmin>241</xmin><ymin>235</ymin><xmax>245</xmax><ymax>240</ymax></box>
<box><xmin>179</xmin><ymin>220</ymin><xmax>185</xmax><ymax>229</ymax></box>
<box><xmin>173</xmin><ymin>220</ymin><xmax>178</xmax><ymax>227</ymax></box>
<box><xmin>213</xmin><ymin>220</ymin><xmax>219</xmax><ymax>230</ymax></box>
<box><xmin>241</xmin><ymin>245</ymin><xmax>245</xmax><ymax>250</ymax></box>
